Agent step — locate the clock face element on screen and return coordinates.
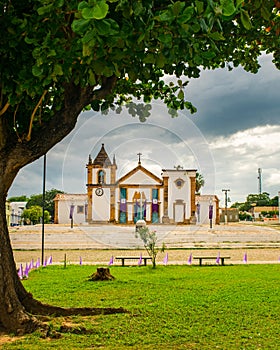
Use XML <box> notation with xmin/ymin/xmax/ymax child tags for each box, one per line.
<box><xmin>95</xmin><ymin>187</ymin><xmax>104</xmax><ymax>196</ymax></box>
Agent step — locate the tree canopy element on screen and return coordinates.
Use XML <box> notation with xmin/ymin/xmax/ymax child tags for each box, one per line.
<box><xmin>231</xmin><ymin>192</ymin><xmax>279</xmax><ymax>211</ymax></box>
<box><xmin>21</xmin><ymin>205</ymin><xmax>50</xmax><ymax>224</ymax></box>
<box><xmin>26</xmin><ymin>188</ymin><xmax>64</xmax><ymax>219</ymax></box>
<box><xmin>196</xmin><ymin>172</ymin><xmax>205</xmax><ymax>194</ymax></box>
<box><xmin>7</xmin><ymin>195</ymin><xmax>28</xmax><ymax>202</ymax></box>
<box><xmin>0</xmin><ymin>0</ymin><xmax>280</xmax><ymax>335</ymax></box>
<box><xmin>1</xmin><ymin>1</ymin><xmax>279</xmax><ymax>160</ymax></box>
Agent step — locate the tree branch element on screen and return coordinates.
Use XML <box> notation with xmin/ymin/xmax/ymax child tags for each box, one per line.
<box><xmin>0</xmin><ymin>102</ymin><xmax>9</xmax><ymax>117</ymax></box>
<box><xmin>91</xmin><ymin>76</ymin><xmax>118</xmax><ymax>101</ymax></box>
<box><xmin>26</xmin><ymin>90</ymin><xmax>47</xmax><ymax>141</ymax></box>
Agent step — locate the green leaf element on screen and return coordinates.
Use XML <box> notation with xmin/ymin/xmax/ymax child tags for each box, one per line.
<box><xmin>137</xmin><ymin>32</ymin><xmax>146</xmax><ymax>44</ymax></box>
<box><xmin>201</xmin><ymin>51</ymin><xmax>216</xmax><ymax>60</ymax></box>
<box><xmin>178</xmin><ymin>6</ymin><xmax>194</xmax><ymax>24</ymax></box>
<box><xmin>143</xmin><ymin>53</ymin><xmax>155</xmax><ymax>64</ymax></box>
<box><xmin>133</xmin><ymin>2</ymin><xmax>144</xmax><ymax>16</ymax></box>
<box><xmin>184</xmin><ymin>101</ymin><xmax>197</xmax><ymax>113</ymax></box>
<box><xmin>208</xmin><ymin>31</ymin><xmax>225</xmax><ymax>40</ymax></box>
<box><xmin>37</xmin><ymin>4</ymin><xmax>53</xmax><ymax>16</ymax></box>
<box><xmin>53</xmin><ymin>64</ymin><xmax>63</xmax><ymax>76</ymax></box>
<box><xmin>82</xmin><ymin>2</ymin><xmax>109</xmax><ymax>20</ymax></box>
<box><xmin>56</xmin><ymin>0</ymin><xmax>64</xmax><ymax>7</ymax></box>
<box><xmin>72</xmin><ymin>18</ymin><xmax>91</xmax><ymax>33</ymax></box>
<box><xmin>32</xmin><ymin>65</ymin><xmax>44</xmax><ymax>77</ymax></box>
<box><xmin>240</xmin><ymin>9</ymin><xmax>252</xmax><ymax>30</ymax></box>
<box><xmin>192</xmin><ymin>22</ymin><xmax>201</xmax><ymax>33</ymax></box>
<box><xmin>25</xmin><ymin>37</ymin><xmax>37</xmax><ymax>45</ymax></box>
<box><xmin>78</xmin><ymin>1</ymin><xmax>89</xmax><ymax>10</ymax></box>
<box><xmin>194</xmin><ymin>55</ymin><xmax>203</xmax><ymax>65</ymax></box>
<box><xmin>235</xmin><ymin>0</ymin><xmax>243</xmax><ymax>7</ymax></box>
<box><xmin>199</xmin><ymin>18</ymin><xmax>208</xmax><ymax>32</ymax></box>
<box><xmin>47</xmin><ymin>49</ymin><xmax>56</xmax><ymax>57</ymax></box>
<box><xmin>88</xmin><ymin>69</ymin><xmax>96</xmax><ymax>85</ymax></box>
<box><xmin>113</xmin><ymin>62</ymin><xmax>121</xmax><ymax>77</ymax></box>
<box><xmin>158</xmin><ymin>10</ymin><xmax>175</xmax><ymax>22</ymax></box>
<box><xmin>220</xmin><ymin>0</ymin><xmax>236</xmax><ymax>16</ymax></box>
<box><xmin>95</xmin><ymin>19</ymin><xmax>111</xmax><ymax>35</ymax></box>
<box><xmin>156</xmin><ymin>53</ymin><xmax>166</xmax><ymax>68</ymax></box>
<box><xmin>172</xmin><ymin>1</ymin><xmax>185</xmax><ymax>16</ymax></box>
<box><xmin>158</xmin><ymin>33</ymin><xmax>173</xmax><ymax>45</ymax></box>
<box><xmin>95</xmin><ymin>19</ymin><xmax>119</xmax><ymax>35</ymax></box>
<box><xmin>178</xmin><ymin>89</ymin><xmax>184</xmax><ymax>100</ymax></box>
<box><xmin>195</xmin><ymin>0</ymin><xmax>204</xmax><ymax>15</ymax></box>
<box><xmin>82</xmin><ymin>43</ymin><xmax>91</xmax><ymax>57</ymax></box>
<box><xmin>261</xmin><ymin>6</ymin><xmax>271</xmax><ymax>21</ymax></box>
<box><xmin>81</xmin><ymin>30</ymin><xmax>96</xmax><ymax>44</ymax></box>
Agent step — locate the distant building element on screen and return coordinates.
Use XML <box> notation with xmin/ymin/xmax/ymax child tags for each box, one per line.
<box><xmin>54</xmin><ymin>194</ymin><xmax>88</xmax><ymax>225</ymax></box>
<box><xmin>220</xmin><ymin>208</ymin><xmax>239</xmax><ymax>223</ymax></box>
<box><xmin>10</xmin><ymin>202</ymin><xmax>27</xmax><ymax>226</ymax></box>
<box><xmin>195</xmin><ymin>195</ymin><xmax>220</xmax><ymax>225</ymax></box>
<box><xmin>250</xmin><ymin>206</ymin><xmax>279</xmax><ymax>220</ymax></box>
<box><xmin>54</xmin><ymin>144</ymin><xmax>220</xmax><ymax>226</ymax></box>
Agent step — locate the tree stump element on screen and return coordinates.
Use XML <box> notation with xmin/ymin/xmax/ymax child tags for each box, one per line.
<box><xmin>89</xmin><ymin>267</ymin><xmax>115</xmax><ymax>281</ymax></box>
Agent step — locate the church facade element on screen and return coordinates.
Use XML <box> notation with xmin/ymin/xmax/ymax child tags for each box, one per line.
<box><xmin>54</xmin><ymin>144</ymin><xmax>218</xmax><ymax>225</ymax></box>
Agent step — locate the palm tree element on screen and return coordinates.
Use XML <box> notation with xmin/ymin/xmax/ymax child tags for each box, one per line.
<box><xmin>196</xmin><ymin>173</ymin><xmax>205</xmax><ymax>194</ymax></box>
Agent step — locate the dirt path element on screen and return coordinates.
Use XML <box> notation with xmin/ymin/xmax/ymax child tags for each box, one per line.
<box><xmin>13</xmin><ymin>248</ymin><xmax>280</xmax><ymax>266</ymax></box>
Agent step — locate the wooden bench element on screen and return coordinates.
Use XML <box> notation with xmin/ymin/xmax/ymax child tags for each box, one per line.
<box><xmin>115</xmin><ymin>256</ymin><xmax>152</xmax><ymax>266</ymax></box>
<box><xmin>193</xmin><ymin>256</ymin><xmax>231</xmax><ymax>266</ymax></box>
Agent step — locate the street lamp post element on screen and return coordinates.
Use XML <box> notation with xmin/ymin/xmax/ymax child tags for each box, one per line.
<box><xmin>69</xmin><ymin>203</ymin><xmax>74</xmax><ymax>228</ymax></box>
<box><xmin>196</xmin><ymin>202</ymin><xmax>200</xmax><ymax>224</ymax></box>
<box><xmin>222</xmin><ymin>189</ymin><xmax>230</xmax><ymax>224</ymax></box>
<box><xmin>41</xmin><ymin>154</ymin><xmax>46</xmax><ymax>265</ymax></box>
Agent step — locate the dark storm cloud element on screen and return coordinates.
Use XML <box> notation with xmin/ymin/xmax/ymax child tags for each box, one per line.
<box><xmin>187</xmin><ymin>54</ymin><xmax>280</xmax><ymax>138</ymax></box>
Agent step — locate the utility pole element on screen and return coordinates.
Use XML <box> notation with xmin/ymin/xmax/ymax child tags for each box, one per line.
<box><xmin>222</xmin><ymin>189</ymin><xmax>230</xmax><ymax>224</ymax></box>
<box><xmin>41</xmin><ymin>154</ymin><xmax>46</xmax><ymax>265</ymax></box>
<box><xmin>257</xmin><ymin>168</ymin><xmax>262</xmax><ymax>194</ymax></box>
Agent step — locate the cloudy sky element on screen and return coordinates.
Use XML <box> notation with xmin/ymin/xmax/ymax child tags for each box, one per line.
<box><xmin>9</xmin><ymin>54</ymin><xmax>280</xmax><ymax>207</ymax></box>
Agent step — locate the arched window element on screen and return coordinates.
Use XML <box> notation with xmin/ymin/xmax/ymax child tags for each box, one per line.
<box><xmin>98</xmin><ymin>170</ymin><xmax>105</xmax><ymax>184</ymax></box>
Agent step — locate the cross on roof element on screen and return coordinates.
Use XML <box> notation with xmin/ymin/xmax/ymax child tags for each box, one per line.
<box><xmin>137</xmin><ymin>152</ymin><xmax>142</xmax><ymax>165</ymax></box>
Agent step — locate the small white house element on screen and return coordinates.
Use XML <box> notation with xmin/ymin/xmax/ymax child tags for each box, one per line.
<box><xmin>54</xmin><ymin>194</ymin><xmax>87</xmax><ymax>225</ymax></box>
<box><xmin>195</xmin><ymin>195</ymin><xmax>220</xmax><ymax>225</ymax></box>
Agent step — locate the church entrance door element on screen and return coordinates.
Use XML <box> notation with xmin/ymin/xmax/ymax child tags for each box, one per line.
<box><xmin>174</xmin><ymin>200</ymin><xmax>185</xmax><ymax>223</ymax></box>
<box><xmin>134</xmin><ymin>201</ymin><xmax>146</xmax><ymax>223</ymax></box>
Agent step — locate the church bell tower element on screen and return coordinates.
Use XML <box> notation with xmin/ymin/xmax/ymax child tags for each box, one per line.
<box><xmin>86</xmin><ymin>144</ymin><xmax>117</xmax><ymax>223</ymax></box>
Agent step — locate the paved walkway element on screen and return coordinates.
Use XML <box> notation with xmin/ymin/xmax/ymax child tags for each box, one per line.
<box><xmin>10</xmin><ymin>222</ymin><xmax>280</xmax><ymax>250</ymax></box>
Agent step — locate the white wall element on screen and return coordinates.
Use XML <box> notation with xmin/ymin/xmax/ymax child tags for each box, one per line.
<box><xmin>92</xmin><ymin>188</ymin><xmax>110</xmax><ymax>221</ymax></box>
<box><xmin>58</xmin><ymin>195</ymin><xmax>87</xmax><ymax>225</ymax></box>
<box><xmin>196</xmin><ymin>195</ymin><xmax>217</xmax><ymax>225</ymax></box>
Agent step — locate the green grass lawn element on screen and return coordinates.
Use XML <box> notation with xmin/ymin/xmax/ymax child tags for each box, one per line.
<box><xmin>3</xmin><ymin>264</ymin><xmax>280</xmax><ymax>349</ymax></box>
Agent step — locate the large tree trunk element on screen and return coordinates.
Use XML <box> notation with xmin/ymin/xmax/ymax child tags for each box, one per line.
<box><xmin>0</xmin><ymin>79</ymin><xmax>118</xmax><ymax>334</ymax></box>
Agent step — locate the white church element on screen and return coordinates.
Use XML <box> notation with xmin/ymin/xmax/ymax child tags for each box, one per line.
<box><xmin>54</xmin><ymin>144</ymin><xmax>219</xmax><ymax>225</ymax></box>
